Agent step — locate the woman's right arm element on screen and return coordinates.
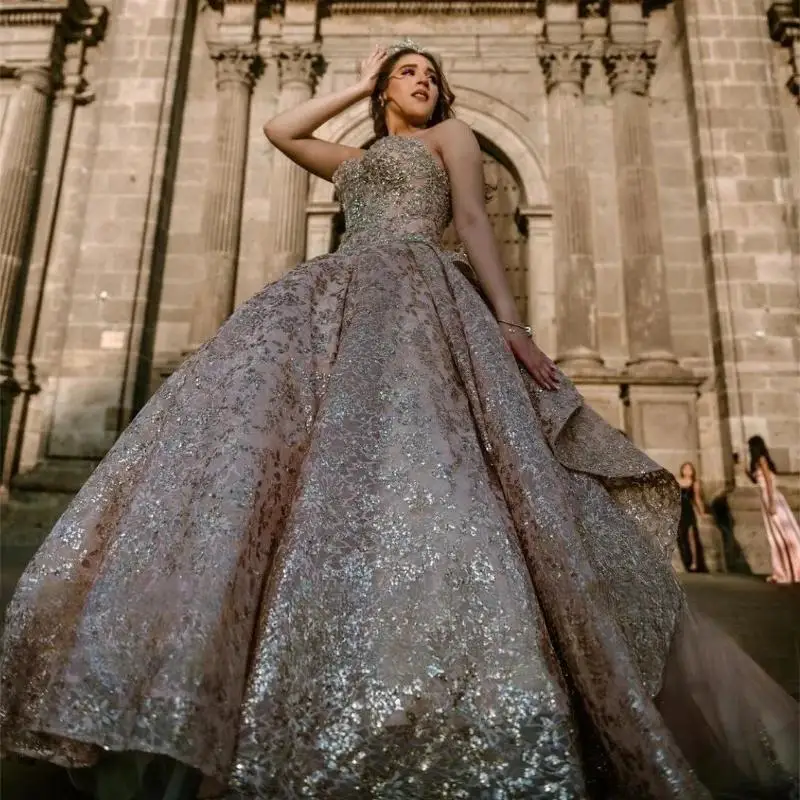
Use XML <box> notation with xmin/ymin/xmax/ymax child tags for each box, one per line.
<box><xmin>263</xmin><ymin>46</ymin><xmax>386</xmax><ymax>182</ymax></box>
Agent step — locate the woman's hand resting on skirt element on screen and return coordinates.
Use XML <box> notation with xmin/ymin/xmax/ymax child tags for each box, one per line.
<box><xmin>501</xmin><ymin>326</ymin><xmax>560</xmax><ymax>391</ymax></box>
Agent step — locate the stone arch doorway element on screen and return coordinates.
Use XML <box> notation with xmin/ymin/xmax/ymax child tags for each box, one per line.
<box><xmin>328</xmin><ymin>134</ymin><xmax>528</xmax><ymax>322</ymax></box>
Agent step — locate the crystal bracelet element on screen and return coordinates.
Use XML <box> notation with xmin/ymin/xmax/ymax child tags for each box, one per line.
<box><xmin>498</xmin><ymin>319</ymin><xmax>534</xmax><ymax>338</ymax></box>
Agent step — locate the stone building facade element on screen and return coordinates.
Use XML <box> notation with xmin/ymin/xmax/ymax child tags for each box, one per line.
<box><xmin>0</xmin><ymin>1</ymin><xmax>798</xmax><ymax>524</ymax></box>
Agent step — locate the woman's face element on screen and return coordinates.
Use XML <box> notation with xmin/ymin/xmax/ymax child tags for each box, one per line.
<box><xmin>382</xmin><ymin>53</ymin><xmax>440</xmax><ymax>127</ymax></box>
<box><xmin>680</xmin><ymin>463</ymin><xmax>694</xmax><ymax>480</ymax></box>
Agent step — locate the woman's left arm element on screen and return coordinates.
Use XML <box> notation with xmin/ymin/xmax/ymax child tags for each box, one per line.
<box><xmin>437</xmin><ymin>119</ymin><xmax>559</xmax><ymax>390</ymax></box>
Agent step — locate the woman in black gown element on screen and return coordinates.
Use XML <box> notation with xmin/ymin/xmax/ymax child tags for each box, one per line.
<box><xmin>677</xmin><ymin>462</ymin><xmax>708</xmax><ymax>573</ymax></box>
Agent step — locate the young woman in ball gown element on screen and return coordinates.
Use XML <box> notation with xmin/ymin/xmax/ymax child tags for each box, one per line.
<box><xmin>1</xmin><ymin>42</ymin><xmax>797</xmax><ymax>800</ymax></box>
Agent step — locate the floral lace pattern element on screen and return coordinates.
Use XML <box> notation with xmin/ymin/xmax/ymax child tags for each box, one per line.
<box><xmin>5</xmin><ymin>135</ymin><xmax>792</xmax><ymax>799</ymax></box>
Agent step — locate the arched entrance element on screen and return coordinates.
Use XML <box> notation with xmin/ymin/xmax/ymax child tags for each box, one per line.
<box><xmin>328</xmin><ymin>135</ymin><xmax>529</xmax><ymax>322</ymax></box>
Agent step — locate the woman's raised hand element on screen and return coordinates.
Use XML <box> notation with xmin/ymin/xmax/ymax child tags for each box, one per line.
<box><xmin>357</xmin><ymin>45</ymin><xmax>388</xmax><ymax>94</ymax></box>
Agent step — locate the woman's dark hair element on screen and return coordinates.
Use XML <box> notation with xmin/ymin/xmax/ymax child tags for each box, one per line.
<box><xmin>370</xmin><ymin>48</ymin><xmax>456</xmax><ymax>140</ymax></box>
<box><xmin>747</xmin><ymin>435</ymin><xmax>777</xmax><ymax>483</ymax></box>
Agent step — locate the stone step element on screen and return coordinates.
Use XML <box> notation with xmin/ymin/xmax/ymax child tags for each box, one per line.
<box><xmin>0</xmin><ymin>491</ymin><xmax>74</xmax><ymax>549</ymax></box>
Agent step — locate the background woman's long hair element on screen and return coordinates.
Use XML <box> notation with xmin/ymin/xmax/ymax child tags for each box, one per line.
<box><xmin>679</xmin><ymin>462</ymin><xmax>697</xmax><ymax>483</ymax></box>
<box><xmin>370</xmin><ymin>48</ymin><xmax>456</xmax><ymax>140</ymax></box>
<box><xmin>747</xmin><ymin>435</ymin><xmax>777</xmax><ymax>483</ymax></box>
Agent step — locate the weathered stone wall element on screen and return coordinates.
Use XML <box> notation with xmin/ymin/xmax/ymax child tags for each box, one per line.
<box><xmin>0</xmin><ymin>0</ymin><xmax>797</xmax><ymax>511</ymax></box>
<box><xmin>648</xmin><ymin>6</ymin><xmax>723</xmax><ymax>478</ymax></box>
<box><xmin>2</xmin><ymin>0</ymin><xmax>196</xmax><ymax>473</ymax></box>
<box><xmin>680</xmin><ymin>0</ymin><xmax>800</xmax><ymax>483</ymax></box>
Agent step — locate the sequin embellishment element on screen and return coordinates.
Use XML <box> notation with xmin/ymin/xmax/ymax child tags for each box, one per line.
<box><xmin>1</xmin><ymin>135</ymin><xmax>734</xmax><ymax>799</ymax></box>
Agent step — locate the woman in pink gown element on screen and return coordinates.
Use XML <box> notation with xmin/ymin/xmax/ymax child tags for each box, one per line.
<box><xmin>0</xmin><ymin>41</ymin><xmax>797</xmax><ymax>800</ymax></box>
<box><xmin>748</xmin><ymin>435</ymin><xmax>800</xmax><ymax>584</ymax></box>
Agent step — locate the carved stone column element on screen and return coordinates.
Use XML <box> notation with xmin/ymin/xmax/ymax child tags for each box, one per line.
<box><xmin>267</xmin><ymin>43</ymin><xmax>325</xmax><ymax>281</ymax></box>
<box><xmin>187</xmin><ymin>45</ymin><xmax>261</xmax><ymax>351</ymax></box>
<box><xmin>0</xmin><ymin>65</ymin><xmax>55</xmax><ymax>447</ymax></box>
<box><xmin>604</xmin><ymin>42</ymin><xmax>682</xmax><ymax>375</ymax></box>
<box><xmin>538</xmin><ymin>42</ymin><xmax>605</xmax><ymax>373</ymax></box>
<box><xmin>518</xmin><ymin>206</ymin><xmax>555</xmax><ymax>356</ymax></box>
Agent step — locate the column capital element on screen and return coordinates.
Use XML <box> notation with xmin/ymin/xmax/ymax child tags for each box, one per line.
<box><xmin>603</xmin><ymin>41</ymin><xmax>660</xmax><ymax>96</ymax></box>
<box><xmin>63</xmin><ymin>2</ymin><xmax>109</xmax><ymax>46</ymax></box>
<box><xmin>790</xmin><ymin>39</ymin><xmax>800</xmax><ymax>100</ymax></box>
<box><xmin>766</xmin><ymin>2</ymin><xmax>800</xmax><ymax>102</ymax></box>
<box><xmin>14</xmin><ymin>64</ymin><xmax>57</xmax><ymax>95</ymax></box>
<box><xmin>208</xmin><ymin>43</ymin><xmax>263</xmax><ymax>89</ymax></box>
<box><xmin>767</xmin><ymin>2</ymin><xmax>800</xmax><ymax>45</ymax></box>
<box><xmin>537</xmin><ymin>41</ymin><xmax>593</xmax><ymax>93</ymax></box>
<box><xmin>271</xmin><ymin>42</ymin><xmax>326</xmax><ymax>92</ymax></box>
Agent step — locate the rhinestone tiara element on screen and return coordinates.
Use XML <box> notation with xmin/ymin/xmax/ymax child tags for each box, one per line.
<box><xmin>386</xmin><ymin>37</ymin><xmax>440</xmax><ymax>63</ymax></box>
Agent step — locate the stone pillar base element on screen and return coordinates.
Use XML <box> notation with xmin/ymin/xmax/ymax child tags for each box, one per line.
<box><xmin>9</xmin><ymin>458</ymin><xmax>96</xmax><ymax>495</ymax></box>
<box><xmin>624</xmin><ymin>378</ymin><xmax>703</xmax><ymax>477</ymax></box>
<box><xmin>556</xmin><ymin>349</ymin><xmax>610</xmax><ymax>378</ymax></box>
<box><xmin>571</xmin><ymin>375</ymin><xmax>626</xmax><ymax>431</ymax></box>
<box><xmin>625</xmin><ymin>353</ymin><xmax>691</xmax><ymax>379</ymax></box>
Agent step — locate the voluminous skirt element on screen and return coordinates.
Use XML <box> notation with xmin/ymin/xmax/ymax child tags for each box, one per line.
<box><xmin>1</xmin><ymin>240</ymin><xmax>797</xmax><ymax>799</ymax></box>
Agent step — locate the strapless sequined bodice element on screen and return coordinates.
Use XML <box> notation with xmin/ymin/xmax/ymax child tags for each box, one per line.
<box><xmin>332</xmin><ymin>135</ymin><xmax>452</xmax><ymax>251</ymax></box>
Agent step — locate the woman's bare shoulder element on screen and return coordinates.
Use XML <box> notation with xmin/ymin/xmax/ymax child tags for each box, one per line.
<box><xmin>428</xmin><ymin>119</ymin><xmax>481</xmax><ymax>167</ymax></box>
<box><xmin>429</xmin><ymin>118</ymin><xmax>476</xmax><ymax>142</ymax></box>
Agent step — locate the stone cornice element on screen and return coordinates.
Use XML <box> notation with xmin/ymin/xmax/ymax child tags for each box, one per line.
<box><xmin>0</xmin><ymin>1</ymin><xmax>67</xmax><ymax>27</ymax></box>
<box><xmin>322</xmin><ymin>1</ymin><xmax>539</xmax><ymax>15</ymax></box>
<box><xmin>564</xmin><ymin>370</ymin><xmax>703</xmax><ymax>388</ymax></box>
<box><xmin>0</xmin><ymin>2</ymin><xmax>108</xmax><ymax>86</ymax></box>
<box><xmin>0</xmin><ymin>0</ymin><xmax>105</xmax><ymax>33</ymax></box>
<box><xmin>318</xmin><ymin>1</ymin><xmax>667</xmax><ymax>17</ymax></box>
<box><xmin>208</xmin><ymin>0</ymin><xmax>273</xmax><ymax>9</ymax></box>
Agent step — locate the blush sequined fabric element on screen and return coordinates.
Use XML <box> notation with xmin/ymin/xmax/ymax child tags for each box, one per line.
<box><xmin>1</xmin><ymin>137</ymin><xmax>795</xmax><ymax>799</ymax></box>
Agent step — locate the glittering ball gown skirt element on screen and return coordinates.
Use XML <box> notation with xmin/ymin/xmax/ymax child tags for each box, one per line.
<box><xmin>1</xmin><ymin>137</ymin><xmax>797</xmax><ymax>799</ymax></box>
